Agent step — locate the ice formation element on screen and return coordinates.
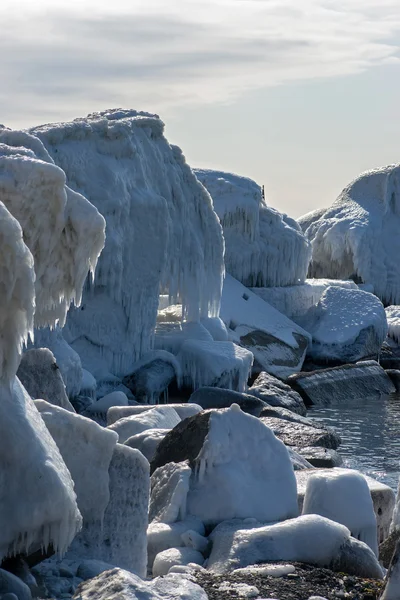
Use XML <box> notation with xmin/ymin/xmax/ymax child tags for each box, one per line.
<box><xmin>150</xmin><ymin>462</ymin><xmax>192</xmax><ymax>524</ymax></box>
<box><xmin>31</xmin><ymin>110</ymin><xmax>224</xmax><ymax>376</ymax></box>
<box><xmin>108</xmin><ymin>406</ymin><xmax>181</xmax><ymax>443</ymax></box>
<box><xmin>296</xmin><ymin>287</ymin><xmax>388</xmax><ymax>362</ymax></box>
<box><xmin>385</xmin><ymin>306</ymin><xmax>400</xmax><ymax>344</ymax></box>
<box><xmin>177</xmin><ymin>340</ymin><xmax>254</xmax><ymax>392</ymax></box>
<box><xmin>0</xmin><ymin>130</ymin><xmax>105</xmax><ymax>328</ymax></box>
<box><xmin>195</xmin><ymin>168</ymin><xmax>311</xmax><ymax>287</ymax></box>
<box><xmin>107</xmin><ymin>403</ymin><xmax>202</xmax><ymax>425</ymax></box>
<box><xmin>251</xmin><ymin>279</ymin><xmax>358</xmax><ymax>320</ymax></box>
<box><xmin>302</xmin><ymin>470</ymin><xmax>378</xmax><ymax>556</ymax></box>
<box><xmin>147</xmin><ymin>518</ymin><xmax>205</xmax><ymax>571</ymax></box>
<box><xmin>301</xmin><ymin>164</ymin><xmax>400</xmax><ymax>305</ymax></box>
<box><xmin>152</xmin><ymin>547</ymin><xmax>204</xmax><ymax>577</ymax></box>
<box><xmin>125</xmin><ymin>429</ymin><xmax>169</xmax><ymax>462</ymax></box>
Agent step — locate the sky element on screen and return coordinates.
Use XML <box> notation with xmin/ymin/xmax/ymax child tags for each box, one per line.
<box><xmin>1</xmin><ymin>0</ymin><xmax>400</xmax><ymax>217</ymax></box>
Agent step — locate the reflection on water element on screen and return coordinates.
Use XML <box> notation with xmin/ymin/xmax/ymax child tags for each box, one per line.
<box><xmin>308</xmin><ymin>392</ymin><xmax>400</xmax><ymax>491</ymax></box>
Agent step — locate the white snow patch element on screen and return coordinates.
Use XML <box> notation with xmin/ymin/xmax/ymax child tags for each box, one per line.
<box><xmin>217</xmin><ymin>582</ymin><xmax>259</xmax><ymax>598</ymax></box>
<box><xmin>147</xmin><ymin>518</ymin><xmax>205</xmax><ymax>571</ymax></box>
<box><xmin>86</xmin><ymin>391</ymin><xmax>130</xmax><ymax>414</ymax></box>
<box><xmin>108</xmin><ymin>406</ymin><xmax>181</xmax><ymax>443</ymax></box>
<box><xmin>232</xmin><ymin>564</ymin><xmax>296</xmax><ymax>577</ymax></box>
<box><xmin>153</xmin><ymin>547</ymin><xmax>204</xmax><ymax>577</ymax></box>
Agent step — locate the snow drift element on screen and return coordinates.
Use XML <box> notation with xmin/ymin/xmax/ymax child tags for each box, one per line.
<box><xmin>31</xmin><ymin>110</ymin><xmax>224</xmax><ymax>376</ymax></box>
<box><xmin>195</xmin><ymin>168</ymin><xmax>311</xmax><ymax>287</ymax></box>
<box><xmin>301</xmin><ymin>164</ymin><xmax>400</xmax><ymax>305</ymax></box>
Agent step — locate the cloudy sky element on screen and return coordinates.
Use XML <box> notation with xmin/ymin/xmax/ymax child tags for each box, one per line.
<box><xmin>2</xmin><ymin>0</ymin><xmax>400</xmax><ymax>216</ymax></box>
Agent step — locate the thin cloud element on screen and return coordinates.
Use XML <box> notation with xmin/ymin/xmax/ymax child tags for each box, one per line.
<box><xmin>1</xmin><ymin>0</ymin><xmax>400</xmax><ymax>127</ymax></box>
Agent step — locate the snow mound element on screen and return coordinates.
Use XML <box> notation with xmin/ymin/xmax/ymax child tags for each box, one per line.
<box><xmin>385</xmin><ymin>306</ymin><xmax>400</xmax><ymax>344</ymax></box>
<box><xmin>302</xmin><ymin>164</ymin><xmax>400</xmax><ymax>305</ymax></box>
<box><xmin>152</xmin><ymin>547</ymin><xmax>204</xmax><ymax>577</ymax></box>
<box><xmin>32</xmin><ymin>110</ymin><xmax>224</xmax><ymax>376</ymax></box>
<box><xmin>252</xmin><ymin>279</ymin><xmax>358</xmax><ymax>319</ymax></box>
<box><xmin>195</xmin><ymin>168</ymin><xmax>311</xmax><ymax>287</ymax></box>
<box><xmin>125</xmin><ymin>429</ymin><xmax>169</xmax><ymax>462</ymax></box>
<box><xmin>302</xmin><ymin>469</ymin><xmax>378</xmax><ymax>556</ymax></box>
<box><xmin>0</xmin><ymin>132</ymin><xmax>105</xmax><ymax>328</ymax></box>
<box><xmin>108</xmin><ymin>406</ymin><xmax>181</xmax><ymax>444</ymax></box>
<box><xmin>147</xmin><ymin>518</ymin><xmax>205</xmax><ymax>571</ymax></box>
<box><xmin>297</xmin><ymin>287</ymin><xmax>387</xmax><ymax>362</ymax></box>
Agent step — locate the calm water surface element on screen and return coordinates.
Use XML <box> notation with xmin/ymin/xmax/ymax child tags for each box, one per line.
<box><xmin>308</xmin><ymin>392</ymin><xmax>400</xmax><ymax>491</ymax></box>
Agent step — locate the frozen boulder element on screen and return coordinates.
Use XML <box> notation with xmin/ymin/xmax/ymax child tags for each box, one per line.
<box><xmin>207</xmin><ymin>514</ymin><xmax>383</xmax><ymax>578</ymax></box>
<box><xmin>150</xmin><ymin>462</ymin><xmax>192</xmax><ymax>524</ymax></box>
<box><xmin>259</xmin><ymin>416</ymin><xmax>341</xmax><ymax>450</ymax></box>
<box><xmin>259</xmin><ymin>405</ymin><xmax>318</xmax><ymax>426</ymax></box>
<box><xmin>80</xmin><ymin>369</ymin><xmax>97</xmax><ymax>400</ymax></box>
<box><xmin>248</xmin><ymin>371</ymin><xmax>307</xmax><ymax>415</ymax></box>
<box><xmin>154</xmin><ymin>321</ymin><xmax>213</xmax><ymax>354</ymax></box>
<box><xmin>33</xmin><ymin>326</ymin><xmax>83</xmax><ymax>398</ymax></box>
<box><xmin>107</xmin><ymin>406</ymin><xmax>181</xmax><ymax>443</ymax></box>
<box><xmin>296</xmin><ymin>287</ymin><xmax>387</xmax><ymax>363</ymax></box>
<box><xmin>194</xmin><ymin>169</ymin><xmax>311</xmax><ymax>287</ymax></box>
<box><xmin>107</xmin><ymin>403</ymin><xmax>202</xmax><ymax>425</ymax></box>
<box><xmin>0</xmin><ymin>569</ymin><xmax>32</xmax><ymax>600</ymax></box>
<box><xmin>72</xmin><ymin>568</ymin><xmax>208</xmax><ymax>600</ymax></box>
<box><xmin>122</xmin><ymin>350</ymin><xmax>181</xmax><ymax>404</ymax></box>
<box><xmin>288</xmin><ymin>361</ymin><xmax>395</xmax><ymax>407</ymax></box>
<box><xmin>287</xmin><ymin>448</ymin><xmax>315</xmax><ymax>471</ymax></box>
<box><xmin>220</xmin><ymin>275</ymin><xmax>310</xmax><ymax>379</ymax></box>
<box><xmin>17</xmin><ymin>348</ymin><xmax>75</xmax><ymax>412</ymax></box>
<box><xmin>147</xmin><ymin>518</ymin><xmax>205</xmax><ymax>571</ymax></box>
<box><xmin>251</xmin><ymin>279</ymin><xmax>358</xmax><ymax>320</ymax></box>
<box><xmin>152</xmin><ymin>547</ymin><xmax>204</xmax><ymax>577</ymax></box>
<box><xmin>189</xmin><ymin>387</ymin><xmax>267</xmax><ymax>416</ymax></box>
<box><xmin>302</xmin><ymin>469</ymin><xmax>378</xmax><ymax>556</ymax></box>
<box><xmin>380</xmin><ymin>538</ymin><xmax>400</xmax><ymax>600</ymax></box>
<box><xmin>125</xmin><ymin>429</ymin><xmax>169</xmax><ymax>462</ymax></box>
<box><xmin>200</xmin><ymin>317</ymin><xmax>229</xmax><ymax>341</ymax></box>
<box><xmin>177</xmin><ymin>339</ymin><xmax>253</xmax><ymax>392</ymax></box>
<box><xmin>386</xmin><ymin>306</ymin><xmax>400</xmax><ymax>344</ymax></box>
<box><xmin>151</xmin><ymin>406</ymin><xmax>298</xmax><ymax>525</ymax></box>
<box><xmin>83</xmin><ymin>391</ymin><xmax>130</xmax><ymax>425</ymax></box>
<box><xmin>301</xmin><ymin>164</ymin><xmax>400</xmax><ymax>305</ymax></box>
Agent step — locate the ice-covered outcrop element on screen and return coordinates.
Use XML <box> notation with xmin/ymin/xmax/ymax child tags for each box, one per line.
<box><xmin>296</xmin><ymin>287</ymin><xmax>388</xmax><ymax>363</ymax></box>
<box><xmin>31</xmin><ymin>110</ymin><xmax>224</xmax><ymax>376</ymax></box>
<box><xmin>151</xmin><ymin>406</ymin><xmax>299</xmax><ymax>525</ymax></box>
<box><xmin>195</xmin><ymin>168</ymin><xmax>311</xmax><ymax>287</ymax></box>
<box><xmin>220</xmin><ymin>275</ymin><xmax>310</xmax><ymax>378</ymax></box>
<box><xmin>301</xmin><ymin>164</ymin><xmax>400</xmax><ymax>305</ymax></box>
<box><xmin>386</xmin><ymin>306</ymin><xmax>400</xmax><ymax>344</ymax></box>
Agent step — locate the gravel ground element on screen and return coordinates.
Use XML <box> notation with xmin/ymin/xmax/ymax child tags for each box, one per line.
<box><xmin>194</xmin><ymin>563</ymin><xmax>384</xmax><ymax>600</ymax></box>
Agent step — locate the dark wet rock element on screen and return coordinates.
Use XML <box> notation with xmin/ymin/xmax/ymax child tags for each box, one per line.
<box><xmin>189</xmin><ymin>387</ymin><xmax>267</xmax><ymax>416</ymax></box>
<box><xmin>122</xmin><ymin>358</ymin><xmax>177</xmax><ymax>404</ymax></box>
<box><xmin>294</xmin><ymin>446</ymin><xmax>343</xmax><ymax>468</ymax></box>
<box><xmin>379</xmin><ymin>530</ymin><xmax>400</xmax><ymax>569</ymax></box>
<box><xmin>248</xmin><ymin>371</ymin><xmax>307</xmax><ymax>415</ymax></box>
<box><xmin>260</xmin><ymin>416</ymin><xmax>341</xmax><ymax>450</ymax></box>
<box><xmin>386</xmin><ymin>369</ymin><xmax>400</xmax><ymax>392</ymax></box>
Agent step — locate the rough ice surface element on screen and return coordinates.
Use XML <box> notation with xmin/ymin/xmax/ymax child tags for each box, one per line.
<box><xmin>296</xmin><ymin>287</ymin><xmax>388</xmax><ymax>362</ymax></box>
<box><xmin>200</xmin><ymin>317</ymin><xmax>229</xmax><ymax>341</ymax></box>
<box><xmin>147</xmin><ymin>518</ymin><xmax>205</xmax><ymax>572</ymax></box>
<box><xmin>125</xmin><ymin>429</ymin><xmax>169</xmax><ymax>462</ymax></box>
<box><xmin>385</xmin><ymin>306</ymin><xmax>400</xmax><ymax>344</ymax></box>
<box><xmin>80</xmin><ymin>369</ymin><xmax>97</xmax><ymax>400</ymax></box>
<box><xmin>177</xmin><ymin>340</ymin><xmax>254</xmax><ymax>391</ymax></box>
<box><xmin>86</xmin><ymin>391</ymin><xmax>129</xmax><ymax>414</ymax></box>
<box><xmin>187</xmin><ymin>406</ymin><xmax>298</xmax><ymax>525</ymax></box>
<box><xmin>152</xmin><ymin>547</ymin><xmax>204</xmax><ymax>577</ymax></box>
<box><xmin>107</xmin><ymin>406</ymin><xmax>181</xmax><ymax>444</ymax></box>
<box><xmin>301</xmin><ymin>164</ymin><xmax>400</xmax><ymax>305</ymax></box>
<box><xmin>32</xmin><ymin>110</ymin><xmax>224</xmax><ymax>376</ymax></box>
<box><xmin>33</xmin><ymin>326</ymin><xmax>83</xmax><ymax>398</ymax></box>
<box><xmin>154</xmin><ymin>321</ymin><xmax>213</xmax><ymax>355</ymax></box>
<box><xmin>251</xmin><ymin>279</ymin><xmax>358</xmax><ymax>320</ymax></box>
<box><xmin>35</xmin><ymin>400</ymin><xmax>118</xmax><ymax>523</ymax></box>
<box><xmin>195</xmin><ymin>168</ymin><xmax>311</xmax><ymax>287</ymax></box>
<box><xmin>107</xmin><ymin>403</ymin><xmax>202</xmax><ymax>426</ymax></box>
<box><xmin>220</xmin><ymin>275</ymin><xmax>310</xmax><ymax>378</ymax></box>
<box><xmin>0</xmin><ymin>379</ymin><xmax>82</xmax><ymax>561</ymax></box>
<box><xmin>0</xmin><ymin>130</ymin><xmax>105</xmax><ymax>328</ymax></box>
<box><xmin>150</xmin><ymin>462</ymin><xmax>192</xmax><ymax>524</ymax></box>
<box><xmin>74</xmin><ymin>567</ymin><xmax>208</xmax><ymax>600</ymax></box>
<box><xmin>302</xmin><ymin>469</ymin><xmax>378</xmax><ymax>556</ymax></box>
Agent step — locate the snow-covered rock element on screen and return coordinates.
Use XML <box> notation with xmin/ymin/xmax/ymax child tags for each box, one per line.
<box><xmin>122</xmin><ymin>350</ymin><xmax>181</xmax><ymax>404</ymax></box>
<box><xmin>220</xmin><ymin>275</ymin><xmax>310</xmax><ymax>379</ymax></box>
<box><xmin>178</xmin><ymin>340</ymin><xmax>253</xmax><ymax>392</ymax></box>
<box><xmin>380</xmin><ymin>539</ymin><xmax>400</xmax><ymax>600</ymax></box>
<box><xmin>296</xmin><ymin>468</ymin><xmax>395</xmax><ymax>545</ymax></box>
<box><xmin>152</xmin><ymin>547</ymin><xmax>204</xmax><ymax>577</ymax></box>
<box><xmin>296</xmin><ymin>287</ymin><xmax>387</xmax><ymax>363</ymax></box>
<box><xmin>107</xmin><ymin>406</ymin><xmax>181</xmax><ymax>443</ymax></box>
<box><xmin>17</xmin><ymin>348</ymin><xmax>75</xmax><ymax>412</ymax></box>
<box><xmin>248</xmin><ymin>371</ymin><xmax>307</xmax><ymax>415</ymax></box>
<box><xmin>302</xmin><ymin>469</ymin><xmax>378</xmax><ymax>556</ymax></box>
<box><xmin>32</xmin><ymin>326</ymin><xmax>83</xmax><ymax>398</ymax></box>
<box><xmin>151</xmin><ymin>406</ymin><xmax>298</xmax><ymax>525</ymax></box>
<box><xmin>195</xmin><ymin>169</ymin><xmax>311</xmax><ymax>287</ymax></box>
<box><xmin>200</xmin><ymin>317</ymin><xmax>229</xmax><ymax>341</ymax></box>
<box><xmin>150</xmin><ymin>462</ymin><xmax>192</xmax><ymax>524</ymax></box>
<box><xmin>147</xmin><ymin>518</ymin><xmax>205</xmax><ymax>571</ymax></box>
<box><xmin>251</xmin><ymin>278</ymin><xmax>358</xmax><ymax>320</ymax></box>
<box><xmin>154</xmin><ymin>322</ymin><xmax>213</xmax><ymax>355</ymax></box>
<box><xmin>86</xmin><ymin>391</ymin><xmax>130</xmax><ymax>413</ymax></box>
<box><xmin>288</xmin><ymin>361</ymin><xmax>395</xmax><ymax>407</ymax></box>
<box><xmin>207</xmin><ymin>514</ymin><xmax>383</xmax><ymax>578</ymax></box>
<box><xmin>0</xmin><ymin>569</ymin><xmax>32</xmax><ymax>600</ymax></box>
<box><xmin>32</xmin><ymin>110</ymin><xmax>224</xmax><ymax>377</ymax></box>
<box><xmin>189</xmin><ymin>387</ymin><xmax>267</xmax><ymax>416</ymax></box>
<box><xmin>125</xmin><ymin>429</ymin><xmax>169</xmax><ymax>462</ymax></box>
<box><xmin>301</xmin><ymin>164</ymin><xmax>400</xmax><ymax>305</ymax></box>
<box><xmin>80</xmin><ymin>369</ymin><xmax>97</xmax><ymax>400</ymax></box>
<box><xmin>107</xmin><ymin>403</ymin><xmax>202</xmax><ymax>426</ymax></box>
<box><xmin>386</xmin><ymin>306</ymin><xmax>400</xmax><ymax>344</ymax></box>
<box><xmin>73</xmin><ymin>568</ymin><xmax>208</xmax><ymax>600</ymax></box>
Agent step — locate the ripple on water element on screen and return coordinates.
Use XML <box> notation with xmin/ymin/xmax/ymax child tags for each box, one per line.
<box><xmin>308</xmin><ymin>392</ymin><xmax>400</xmax><ymax>491</ymax></box>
